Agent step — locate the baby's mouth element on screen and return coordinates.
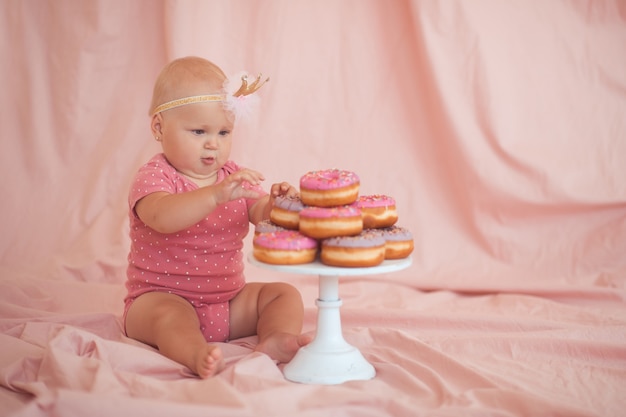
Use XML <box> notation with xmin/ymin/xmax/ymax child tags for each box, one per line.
<box><xmin>201</xmin><ymin>156</ymin><xmax>215</xmax><ymax>165</ymax></box>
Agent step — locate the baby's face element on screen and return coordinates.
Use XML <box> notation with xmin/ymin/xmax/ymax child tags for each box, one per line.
<box><xmin>158</xmin><ymin>102</ymin><xmax>235</xmax><ymax>186</ymax></box>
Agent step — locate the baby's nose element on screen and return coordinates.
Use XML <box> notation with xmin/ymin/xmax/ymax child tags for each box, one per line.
<box><xmin>204</xmin><ymin>136</ymin><xmax>218</xmax><ymax>148</ymax></box>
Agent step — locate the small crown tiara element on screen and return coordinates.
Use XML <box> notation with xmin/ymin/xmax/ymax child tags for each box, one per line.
<box><xmin>233</xmin><ymin>74</ymin><xmax>270</xmax><ymax>97</ymax></box>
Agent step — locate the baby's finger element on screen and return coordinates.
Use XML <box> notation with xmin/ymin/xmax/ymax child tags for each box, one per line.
<box><xmin>224</xmin><ymin>172</ymin><xmax>262</xmax><ymax>190</ymax></box>
<box><xmin>285</xmin><ymin>185</ymin><xmax>299</xmax><ymax>198</ymax></box>
<box><xmin>272</xmin><ymin>182</ymin><xmax>296</xmax><ymax>196</ymax></box>
<box><xmin>237</xmin><ymin>169</ymin><xmax>265</xmax><ymax>185</ymax></box>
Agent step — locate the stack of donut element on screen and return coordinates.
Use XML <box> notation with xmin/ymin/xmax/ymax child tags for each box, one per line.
<box><xmin>253</xmin><ymin>169</ymin><xmax>414</xmax><ymax>267</ymax></box>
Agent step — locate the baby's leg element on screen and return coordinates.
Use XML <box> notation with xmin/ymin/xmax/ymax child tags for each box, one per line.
<box><xmin>125</xmin><ymin>292</ymin><xmax>223</xmax><ymax>378</ymax></box>
<box><xmin>230</xmin><ymin>282</ymin><xmax>311</xmax><ymax>363</ymax></box>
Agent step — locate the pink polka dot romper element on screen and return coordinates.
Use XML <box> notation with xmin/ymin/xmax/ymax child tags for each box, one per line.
<box><xmin>124</xmin><ymin>153</ymin><xmax>266</xmax><ymax>343</ymax></box>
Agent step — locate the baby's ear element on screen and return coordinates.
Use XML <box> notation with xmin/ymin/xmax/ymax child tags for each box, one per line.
<box><xmin>150</xmin><ymin>113</ymin><xmax>163</xmax><ymax>136</ymax></box>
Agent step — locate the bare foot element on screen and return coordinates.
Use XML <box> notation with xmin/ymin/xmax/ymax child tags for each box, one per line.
<box><xmin>193</xmin><ymin>344</ymin><xmax>224</xmax><ymax>378</ymax></box>
<box><xmin>255</xmin><ymin>333</ymin><xmax>312</xmax><ymax>363</ymax></box>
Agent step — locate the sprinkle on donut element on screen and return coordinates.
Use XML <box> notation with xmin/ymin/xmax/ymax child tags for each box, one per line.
<box><xmin>254</xmin><ymin>219</ymin><xmax>287</xmax><ymax>235</ymax></box>
<box><xmin>323</xmin><ymin>230</ymin><xmax>386</xmax><ymax>248</ymax></box>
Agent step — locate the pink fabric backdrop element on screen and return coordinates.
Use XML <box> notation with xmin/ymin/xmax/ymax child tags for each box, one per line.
<box><xmin>1</xmin><ymin>1</ymin><xmax>625</xmax><ymax>416</ymax></box>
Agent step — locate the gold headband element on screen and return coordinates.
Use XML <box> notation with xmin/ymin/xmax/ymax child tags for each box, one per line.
<box><xmin>151</xmin><ymin>74</ymin><xmax>269</xmax><ymax>116</ymax></box>
<box><xmin>152</xmin><ymin>94</ymin><xmax>225</xmax><ymax>115</ymax></box>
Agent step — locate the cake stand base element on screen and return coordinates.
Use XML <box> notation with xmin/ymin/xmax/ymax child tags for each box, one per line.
<box><xmin>283</xmin><ymin>342</ymin><xmax>375</xmax><ymax>385</ymax></box>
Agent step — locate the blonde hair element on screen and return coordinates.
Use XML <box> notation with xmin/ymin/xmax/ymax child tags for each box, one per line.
<box><xmin>149</xmin><ymin>56</ymin><xmax>227</xmax><ymax>116</ymax></box>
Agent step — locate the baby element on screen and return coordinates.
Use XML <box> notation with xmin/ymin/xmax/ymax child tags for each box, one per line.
<box><xmin>123</xmin><ymin>56</ymin><xmax>310</xmax><ymax>378</ymax></box>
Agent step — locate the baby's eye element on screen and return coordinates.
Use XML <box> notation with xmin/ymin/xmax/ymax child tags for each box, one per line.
<box><xmin>219</xmin><ymin>130</ymin><xmax>231</xmax><ymax>136</ymax></box>
<box><xmin>191</xmin><ymin>129</ymin><xmax>205</xmax><ymax>135</ymax></box>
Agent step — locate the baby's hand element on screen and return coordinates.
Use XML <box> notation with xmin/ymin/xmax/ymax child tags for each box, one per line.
<box><xmin>269</xmin><ymin>182</ymin><xmax>299</xmax><ymax>206</ymax></box>
<box><xmin>213</xmin><ymin>169</ymin><xmax>265</xmax><ymax>204</ymax></box>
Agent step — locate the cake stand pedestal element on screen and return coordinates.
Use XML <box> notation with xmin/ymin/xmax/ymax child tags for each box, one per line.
<box><xmin>247</xmin><ymin>254</ymin><xmax>412</xmax><ymax>385</ymax></box>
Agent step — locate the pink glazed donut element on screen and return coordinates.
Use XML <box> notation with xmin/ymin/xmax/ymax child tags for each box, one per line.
<box><xmin>320</xmin><ymin>230</ymin><xmax>386</xmax><ymax>267</ymax></box>
<box><xmin>299</xmin><ymin>169</ymin><xmax>360</xmax><ymax>207</ymax></box>
<box><xmin>353</xmin><ymin>194</ymin><xmax>398</xmax><ymax>229</ymax></box>
<box><xmin>253</xmin><ymin>230</ymin><xmax>318</xmax><ymax>265</ymax></box>
<box><xmin>298</xmin><ymin>205</ymin><xmax>363</xmax><ymax>239</ymax></box>
<box><xmin>269</xmin><ymin>195</ymin><xmax>304</xmax><ymax>230</ymax></box>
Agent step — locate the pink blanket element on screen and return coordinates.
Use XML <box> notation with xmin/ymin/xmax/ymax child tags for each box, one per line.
<box><xmin>1</xmin><ymin>1</ymin><xmax>625</xmax><ymax>416</ymax></box>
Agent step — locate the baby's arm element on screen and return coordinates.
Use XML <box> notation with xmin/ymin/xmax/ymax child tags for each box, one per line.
<box><xmin>136</xmin><ymin>169</ymin><xmax>265</xmax><ymax>234</ymax></box>
<box><xmin>249</xmin><ymin>182</ymin><xmax>299</xmax><ymax>225</ymax></box>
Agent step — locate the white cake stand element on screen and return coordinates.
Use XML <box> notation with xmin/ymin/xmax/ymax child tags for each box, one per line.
<box><xmin>247</xmin><ymin>254</ymin><xmax>412</xmax><ymax>385</ymax></box>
